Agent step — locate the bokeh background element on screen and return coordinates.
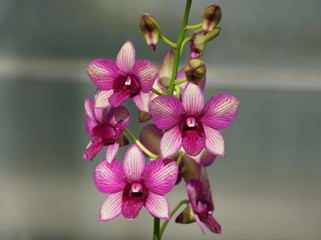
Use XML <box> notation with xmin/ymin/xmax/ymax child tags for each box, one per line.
<box><xmin>1</xmin><ymin>0</ymin><xmax>321</xmax><ymax>239</ymax></box>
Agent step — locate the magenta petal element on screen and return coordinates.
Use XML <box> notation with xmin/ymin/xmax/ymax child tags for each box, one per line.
<box><xmin>108</xmin><ymin>89</ymin><xmax>131</xmax><ymax>107</ymax></box>
<box><xmin>106</xmin><ymin>106</ymin><xmax>130</xmax><ymax>135</ymax></box>
<box><xmin>83</xmin><ymin>139</ymin><xmax>103</xmax><ymax>160</ymax></box>
<box><xmin>100</xmin><ymin>192</ymin><xmax>122</xmax><ymax>222</ymax></box>
<box><xmin>197</xmin><ymin>150</ymin><xmax>217</xmax><ymax>167</ymax></box>
<box><xmin>143</xmin><ymin>159</ymin><xmax>178</xmax><ymax>195</ymax></box>
<box><xmin>105</xmin><ymin>142</ymin><xmax>119</xmax><ymax>163</ymax></box>
<box><xmin>176</xmin><ymin>68</ymin><xmax>185</xmax><ymax>81</ymax></box>
<box><xmin>94</xmin><ymin>89</ymin><xmax>113</xmax><ymax>108</ymax></box>
<box><xmin>202</xmin><ymin>215</ymin><xmax>222</xmax><ymax>234</ymax></box>
<box><xmin>186</xmin><ymin>179</ymin><xmax>202</xmax><ymax>212</ymax></box>
<box><xmin>132</xmin><ymin>60</ymin><xmax>158</xmax><ymax>93</ymax></box>
<box><xmin>84</xmin><ymin>98</ymin><xmax>97</xmax><ymax>134</ymax></box>
<box><xmin>194</xmin><ymin>213</ymin><xmax>206</xmax><ymax>235</ymax></box>
<box><xmin>123</xmin><ymin>145</ymin><xmax>145</xmax><ymax>181</ymax></box>
<box><xmin>121</xmin><ymin>198</ymin><xmax>144</xmax><ymax>220</ymax></box>
<box><xmin>133</xmin><ymin>91</ymin><xmax>151</xmax><ymax>113</ymax></box>
<box><xmin>182</xmin><ymin>83</ymin><xmax>204</xmax><ymax>116</ymax></box>
<box><xmin>204</xmin><ymin>126</ymin><xmax>225</xmax><ymax>156</ymax></box>
<box><xmin>87</xmin><ymin>59</ymin><xmax>119</xmax><ymax>90</ymax></box>
<box><xmin>116</xmin><ymin>40</ymin><xmax>135</xmax><ymax>74</ymax></box>
<box><xmin>201</xmin><ymin>94</ymin><xmax>239</xmax><ymax>129</ymax></box>
<box><xmin>140</xmin><ymin>124</ymin><xmax>162</xmax><ymax>155</ymax></box>
<box><xmin>150</xmin><ymin>95</ymin><xmax>184</xmax><ymax>129</ymax></box>
<box><xmin>145</xmin><ymin>192</ymin><xmax>170</xmax><ymax>219</ymax></box>
<box><xmin>182</xmin><ymin>131</ymin><xmax>205</xmax><ymax>156</ymax></box>
<box><xmin>94</xmin><ymin>159</ymin><xmax>125</xmax><ymax>193</ymax></box>
<box><xmin>160</xmin><ymin>125</ymin><xmax>182</xmax><ymax>158</ymax></box>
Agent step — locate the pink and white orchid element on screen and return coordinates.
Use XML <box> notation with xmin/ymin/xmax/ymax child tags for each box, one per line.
<box><xmin>150</xmin><ymin>82</ymin><xmax>239</xmax><ymax>157</ymax></box>
<box><xmin>87</xmin><ymin>41</ymin><xmax>158</xmax><ymax>112</ymax></box>
<box><xmin>83</xmin><ymin>98</ymin><xmax>129</xmax><ymax>162</ymax></box>
<box><xmin>94</xmin><ymin>144</ymin><xmax>178</xmax><ymax>221</ymax></box>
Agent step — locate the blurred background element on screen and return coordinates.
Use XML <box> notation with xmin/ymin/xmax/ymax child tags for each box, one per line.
<box><xmin>1</xmin><ymin>0</ymin><xmax>321</xmax><ymax>239</ymax></box>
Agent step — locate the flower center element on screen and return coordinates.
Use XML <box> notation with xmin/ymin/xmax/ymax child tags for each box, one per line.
<box><xmin>113</xmin><ymin>75</ymin><xmax>141</xmax><ymax>96</ymax></box>
<box><xmin>130</xmin><ymin>183</ymin><xmax>144</xmax><ymax>198</ymax></box>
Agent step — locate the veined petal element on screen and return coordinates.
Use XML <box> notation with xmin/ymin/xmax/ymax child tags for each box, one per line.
<box><xmin>143</xmin><ymin>159</ymin><xmax>178</xmax><ymax>195</ymax></box>
<box><xmin>106</xmin><ymin>106</ymin><xmax>130</xmax><ymax>135</ymax></box>
<box><xmin>94</xmin><ymin>89</ymin><xmax>112</xmax><ymax>108</ymax></box>
<box><xmin>160</xmin><ymin>125</ymin><xmax>182</xmax><ymax>158</ymax></box>
<box><xmin>121</xmin><ymin>198</ymin><xmax>144</xmax><ymax>220</ymax></box>
<box><xmin>83</xmin><ymin>139</ymin><xmax>103</xmax><ymax>160</ymax></box>
<box><xmin>182</xmin><ymin>83</ymin><xmax>204</xmax><ymax>116</ymax></box>
<box><xmin>116</xmin><ymin>40</ymin><xmax>135</xmax><ymax>74</ymax></box>
<box><xmin>94</xmin><ymin>159</ymin><xmax>125</xmax><ymax>193</ymax></box>
<box><xmin>87</xmin><ymin>59</ymin><xmax>119</xmax><ymax>90</ymax></box>
<box><xmin>84</xmin><ymin>98</ymin><xmax>97</xmax><ymax>134</ymax></box>
<box><xmin>108</xmin><ymin>90</ymin><xmax>131</xmax><ymax>107</ymax></box>
<box><xmin>99</xmin><ymin>192</ymin><xmax>122</xmax><ymax>222</ymax></box>
<box><xmin>145</xmin><ymin>192</ymin><xmax>170</xmax><ymax>219</ymax></box>
<box><xmin>204</xmin><ymin>126</ymin><xmax>225</xmax><ymax>156</ymax></box>
<box><xmin>140</xmin><ymin>124</ymin><xmax>162</xmax><ymax>155</ymax></box>
<box><xmin>105</xmin><ymin>142</ymin><xmax>119</xmax><ymax>163</ymax></box>
<box><xmin>123</xmin><ymin>144</ymin><xmax>145</xmax><ymax>181</ymax></box>
<box><xmin>133</xmin><ymin>91</ymin><xmax>151</xmax><ymax>113</ymax></box>
<box><xmin>133</xmin><ymin>60</ymin><xmax>158</xmax><ymax>93</ymax></box>
<box><xmin>182</xmin><ymin>131</ymin><xmax>205</xmax><ymax>156</ymax></box>
<box><xmin>158</xmin><ymin>49</ymin><xmax>174</xmax><ymax>87</ymax></box>
<box><xmin>201</xmin><ymin>94</ymin><xmax>239</xmax><ymax>129</ymax></box>
<box><xmin>186</xmin><ymin>179</ymin><xmax>203</xmax><ymax>212</ymax></box>
<box><xmin>150</xmin><ymin>95</ymin><xmax>184</xmax><ymax>129</ymax></box>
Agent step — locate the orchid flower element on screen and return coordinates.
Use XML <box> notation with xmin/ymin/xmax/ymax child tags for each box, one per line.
<box><xmin>83</xmin><ymin>98</ymin><xmax>129</xmax><ymax>162</ymax></box>
<box><xmin>150</xmin><ymin>82</ymin><xmax>239</xmax><ymax>157</ymax></box>
<box><xmin>87</xmin><ymin>41</ymin><xmax>158</xmax><ymax>112</ymax></box>
<box><xmin>94</xmin><ymin>144</ymin><xmax>178</xmax><ymax>221</ymax></box>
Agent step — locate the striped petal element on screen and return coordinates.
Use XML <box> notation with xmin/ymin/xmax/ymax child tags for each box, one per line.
<box><xmin>133</xmin><ymin>91</ymin><xmax>151</xmax><ymax>113</ymax></box>
<box><xmin>145</xmin><ymin>192</ymin><xmax>170</xmax><ymax>219</ymax></box>
<box><xmin>121</xmin><ymin>198</ymin><xmax>144</xmax><ymax>220</ymax></box>
<box><xmin>123</xmin><ymin>145</ymin><xmax>145</xmax><ymax>181</ymax></box>
<box><xmin>116</xmin><ymin>41</ymin><xmax>135</xmax><ymax>74</ymax></box>
<box><xmin>158</xmin><ymin>49</ymin><xmax>174</xmax><ymax>87</ymax></box>
<box><xmin>87</xmin><ymin>59</ymin><xmax>119</xmax><ymax>90</ymax></box>
<box><xmin>132</xmin><ymin>60</ymin><xmax>158</xmax><ymax>93</ymax></box>
<box><xmin>182</xmin><ymin>83</ymin><xmax>204</xmax><ymax>116</ymax></box>
<box><xmin>99</xmin><ymin>192</ymin><xmax>122</xmax><ymax>222</ymax></box>
<box><xmin>105</xmin><ymin>142</ymin><xmax>119</xmax><ymax>163</ymax></box>
<box><xmin>201</xmin><ymin>94</ymin><xmax>239</xmax><ymax>129</ymax></box>
<box><xmin>94</xmin><ymin>159</ymin><xmax>125</xmax><ymax>193</ymax></box>
<box><xmin>160</xmin><ymin>125</ymin><xmax>182</xmax><ymax>158</ymax></box>
<box><xmin>204</xmin><ymin>126</ymin><xmax>225</xmax><ymax>156</ymax></box>
<box><xmin>94</xmin><ymin>89</ymin><xmax>112</xmax><ymax>108</ymax></box>
<box><xmin>84</xmin><ymin>98</ymin><xmax>97</xmax><ymax>134</ymax></box>
<box><xmin>182</xmin><ymin>131</ymin><xmax>206</xmax><ymax>156</ymax></box>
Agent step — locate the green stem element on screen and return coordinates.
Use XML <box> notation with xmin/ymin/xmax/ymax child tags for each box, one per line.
<box><xmin>160</xmin><ymin>34</ymin><xmax>177</xmax><ymax>48</ymax></box>
<box><xmin>176</xmin><ymin>151</ymin><xmax>184</xmax><ymax>165</ymax></box>
<box><xmin>124</xmin><ymin>128</ymin><xmax>159</xmax><ymax>159</ymax></box>
<box><xmin>185</xmin><ymin>23</ymin><xmax>202</xmax><ymax>30</ymax></box>
<box><xmin>167</xmin><ymin>0</ymin><xmax>193</xmax><ymax>95</ymax></box>
<box><xmin>151</xmin><ymin>88</ymin><xmax>165</xmax><ymax>96</ymax></box>
<box><xmin>173</xmin><ymin>78</ymin><xmax>187</xmax><ymax>85</ymax></box>
<box><xmin>159</xmin><ymin>200</ymin><xmax>189</xmax><ymax>239</ymax></box>
<box><xmin>153</xmin><ymin>217</ymin><xmax>160</xmax><ymax>240</ymax></box>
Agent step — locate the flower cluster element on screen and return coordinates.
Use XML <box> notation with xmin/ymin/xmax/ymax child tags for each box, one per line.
<box><xmin>83</xmin><ymin>2</ymin><xmax>239</xmax><ymax>238</ymax></box>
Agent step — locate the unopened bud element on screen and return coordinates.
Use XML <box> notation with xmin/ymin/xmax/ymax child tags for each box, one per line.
<box><xmin>184</xmin><ymin>59</ymin><xmax>206</xmax><ymax>84</ymax></box>
<box><xmin>189</xmin><ymin>27</ymin><xmax>221</xmax><ymax>59</ymax></box>
<box><xmin>175</xmin><ymin>204</ymin><xmax>195</xmax><ymax>224</ymax></box>
<box><xmin>202</xmin><ymin>4</ymin><xmax>222</xmax><ymax>34</ymax></box>
<box><xmin>139</xmin><ymin>13</ymin><xmax>160</xmax><ymax>51</ymax></box>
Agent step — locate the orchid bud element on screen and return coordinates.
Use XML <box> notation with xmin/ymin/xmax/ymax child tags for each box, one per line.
<box><xmin>189</xmin><ymin>27</ymin><xmax>221</xmax><ymax>59</ymax></box>
<box><xmin>139</xmin><ymin>13</ymin><xmax>160</xmax><ymax>51</ymax></box>
<box><xmin>175</xmin><ymin>204</ymin><xmax>196</xmax><ymax>224</ymax></box>
<box><xmin>202</xmin><ymin>4</ymin><xmax>222</xmax><ymax>34</ymax></box>
<box><xmin>184</xmin><ymin>59</ymin><xmax>206</xmax><ymax>84</ymax></box>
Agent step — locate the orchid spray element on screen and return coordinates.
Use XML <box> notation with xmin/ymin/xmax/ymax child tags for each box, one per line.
<box><xmin>83</xmin><ymin>1</ymin><xmax>239</xmax><ymax>239</ymax></box>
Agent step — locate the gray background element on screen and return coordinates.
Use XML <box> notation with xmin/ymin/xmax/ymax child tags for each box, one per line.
<box><xmin>1</xmin><ymin>0</ymin><xmax>321</xmax><ymax>240</ymax></box>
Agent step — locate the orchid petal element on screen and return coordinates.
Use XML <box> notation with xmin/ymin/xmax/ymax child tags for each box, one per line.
<box><xmin>133</xmin><ymin>92</ymin><xmax>151</xmax><ymax>113</ymax></box>
<box><xmin>182</xmin><ymin>131</ymin><xmax>205</xmax><ymax>156</ymax></box>
<box><xmin>116</xmin><ymin>40</ymin><xmax>135</xmax><ymax>74</ymax></box>
<box><xmin>94</xmin><ymin>89</ymin><xmax>112</xmax><ymax>108</ymax></box>
<box><xmin>158</xmin><ymin>49</ymin><xmax>174</xmax><ymax>87</ymax></box>
<box><xmin>133</xmin><ymin>60</ymin><xmax>158</xmax><ymax>93</ymax></box>
<box><xmin>139</xmin><ymin>111</ymin><xmax>152</xmax><ymax>123</ymax></box>
<box><xmin>94</xmin><ymin>159</ymin><xmax>125</xmax><ymax>193</ymax></box>
<box><xmin>143</xmin><ymin>159</ymin><xmax>178</xmax><ymax>195</ymax></box>
<box><xmin>105</xmin><ymin>142</ymin><xmax>119</xmax><ymax>163</ymax></box>
<box><xmin>121</xmin><ymin>198</ymin><xmax>144</xmax><ymax>220</ymax></box>
<box><xmin>145</xmin><ymin>192</ymin><xmax>170</xmax><ymax>219</ymax></box>
<box><xmin>106</xmin><ymin>106</ymin><xmax>130</xmax><ymax>136</ymax></box>
<box><xmin>204</xmin><ymin>126</ymin><xmax>225</xmax><ymax>156</ymax></box>
<box><xmin>87</xmin><ymin>59</ymin><xmax>119</xmax><ymax>90</ymax></box>
<box><xmin>99</xmin><ymin>192</ymin><xmax>122</xmax><ymax>222</ymax></box>
<box><xmin>196</xmin><ymin>150</ymin><xmax>217</xmax><ymax>167</ymax></box>
<box><xmin>84</xmin><ymin>98</ymin><xmax>97</xmax><ymax>134</ymax></box>
<box><xmin>123</xmin><ymin>145</ymin><xmax>145</xmax><ymax>181</ymax></box>
<box><xmin>108</xmin><ymin>90</ymin><xmax>131</xmax><ymax>107</ymax></box>
<box><xmin>202</xmin><ymin>215</ymin><xmax>221</xmax><ymax>234</ymax></box>
<box><xmin>83</xmin><ymin>139</ymin><xmax>103</xmax><ymax>160</ymax></box>
<box><xmin>139</xmin><ymin>124</ymin><xmax>162</xmax><ymax>155</ymax></box>
<box><xmin>201</xmin><ymin>94</ymin><xmax>239</xmax><ymax>129</ymax></box>
<box><xmin>186</xmin><ymin>179</ymin><xmax>203</xmax><ymax>212</ymax></box>
<box><xmin>160</xmin><ymin>125</ymin><xmax>182</xmax><ymax>158</ymax></box>
<box><xmin>194</xmin><ymin>213</ymin><xmax>206</xmax><ymax>235</ymax></box>
<box><xmin>182</xmin><ymin>83</ymin><xmax>204</xmax><ymax>116</ymax></box>
<box><xmin>150</xmin><ymin>95</ymin><xmax>184</xmax><ymax>129</ymax></box>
